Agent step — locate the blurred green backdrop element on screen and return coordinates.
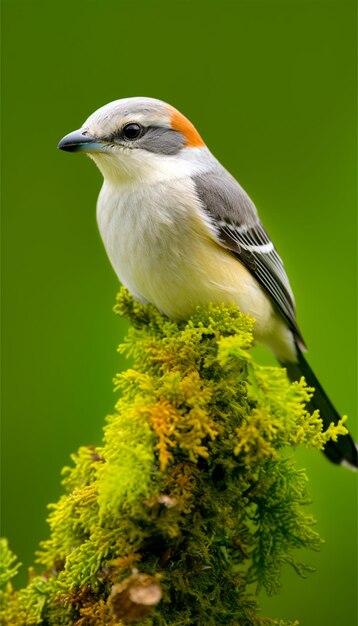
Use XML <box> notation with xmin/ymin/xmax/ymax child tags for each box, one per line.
<box><xmin>1</xmin><ymin>0</ymin><xmax>356</xmax><ymax>624</ymax></box>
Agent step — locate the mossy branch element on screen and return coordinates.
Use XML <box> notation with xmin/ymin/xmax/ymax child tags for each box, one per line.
<box><xmin>1</xmin><ymin>289</ymin><xmax>347</xmax><ymax>625</ymax></box>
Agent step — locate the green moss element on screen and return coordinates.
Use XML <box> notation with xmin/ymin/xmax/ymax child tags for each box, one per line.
<box><xmin>1</xmin><ymin>289</ymin><xmax>348</xmax><ymax>625</ymax></box>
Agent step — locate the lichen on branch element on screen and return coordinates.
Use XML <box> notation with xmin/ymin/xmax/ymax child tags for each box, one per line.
<box><xmin>1</xmin><ymin>289</ymin><xmax>347</xmax><ymax>625</ymax></box>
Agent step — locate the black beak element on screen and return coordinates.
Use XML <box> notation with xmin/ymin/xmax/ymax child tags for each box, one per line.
<box><xmin>58</xmin><ymin>129</ymin><xmax>104</xmax><ymax>153</ymax></box>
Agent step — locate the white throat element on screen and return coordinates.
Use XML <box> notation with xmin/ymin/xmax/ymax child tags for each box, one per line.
<box><xmin>89</xmin><ymin>146</ymin><xmax>215</xmax><ymax>186</ymax></box>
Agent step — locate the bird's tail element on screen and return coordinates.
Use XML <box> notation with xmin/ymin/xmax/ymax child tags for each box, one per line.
<box><xmin>280</xmin><ymin>346</ymin><xmax>358</xmax><ymax>469</ymax></box>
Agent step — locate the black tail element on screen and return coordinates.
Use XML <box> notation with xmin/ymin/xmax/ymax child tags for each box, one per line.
<box><xmin>281</xmin><ymin>347</ymin><xmax>358</xmax><ymax>468</ymax></box>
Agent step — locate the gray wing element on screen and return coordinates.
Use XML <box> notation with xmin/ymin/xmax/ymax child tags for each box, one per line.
<box><xmin>194</xmin><ymin>168</ymin><xmax>306</xmax><ymax>348</ymax></box>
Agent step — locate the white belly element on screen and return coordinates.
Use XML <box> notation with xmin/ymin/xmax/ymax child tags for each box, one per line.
<box><xmin>96</xmin><ymin>178</ymin><xmax>295</xmax><ymax>361</ymax></box>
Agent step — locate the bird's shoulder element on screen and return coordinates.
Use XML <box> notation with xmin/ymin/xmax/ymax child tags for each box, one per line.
<box><xmin>191</xmin><ymin>162</ymin><xmax>306</xmax><ymax>349</ymax></box>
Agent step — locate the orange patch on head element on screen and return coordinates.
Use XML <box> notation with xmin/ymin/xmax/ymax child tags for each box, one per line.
<box><xmin>169</xmin><ymin>109</ymin><xmax>205</xmax><ymax>148</ymax></box>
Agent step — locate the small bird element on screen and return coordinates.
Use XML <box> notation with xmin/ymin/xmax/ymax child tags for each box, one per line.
<box><xmin>59</xmin><ymin>96</ymin><xmax>357</xmax><ymax>468</ymax></box>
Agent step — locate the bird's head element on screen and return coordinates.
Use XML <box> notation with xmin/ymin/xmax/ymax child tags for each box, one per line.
<box><xmin>58</xmin><ymin>97</ymin><xmax>209</xmax><ymax>184</ymax></box>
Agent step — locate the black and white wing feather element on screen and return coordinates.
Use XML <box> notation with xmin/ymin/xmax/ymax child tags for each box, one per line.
<box><xmin>194</xmin><ymin>168</ymin><xmax>306</xmax><ymax>349</ymax></box>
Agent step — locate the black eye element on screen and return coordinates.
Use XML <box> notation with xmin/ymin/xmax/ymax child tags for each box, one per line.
<box><xmin>122</xmin><ymin>123</ymin><xmax>143</xmax><ymax>140</ymax></box>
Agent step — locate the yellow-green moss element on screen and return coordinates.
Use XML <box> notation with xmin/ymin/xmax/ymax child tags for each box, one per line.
<box><xmin>1</xmin><ymin>289</ymin><xmax>348</xmax><ymax>625</ymax></box>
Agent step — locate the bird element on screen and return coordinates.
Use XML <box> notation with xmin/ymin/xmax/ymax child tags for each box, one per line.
<box><xmin>58</xmin><ymin>96</ymin><xmax>357</xmax><ymax>469</ymax></box>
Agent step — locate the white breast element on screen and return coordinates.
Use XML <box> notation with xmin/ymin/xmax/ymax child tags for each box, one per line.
<box><xmin>97</xmin><ymin>176</ymin><xmax>217</xmax><ymax>315</ymax></box>
<box><xmin>96</xmin><ymin>175</ymin><xmax>295</xmax><ymax>360</ymax></box>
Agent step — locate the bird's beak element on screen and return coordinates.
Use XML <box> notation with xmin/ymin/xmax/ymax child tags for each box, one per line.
<box><xmin>58</xmin><ymin>129</ymin><xmax>106</xmax><ymax>153</ymax></box>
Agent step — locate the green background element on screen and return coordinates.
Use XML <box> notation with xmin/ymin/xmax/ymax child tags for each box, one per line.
<box><xmin>1</xmin><ymin>0</ymin><xmax>357</xmax><ymax>624</ymax></box>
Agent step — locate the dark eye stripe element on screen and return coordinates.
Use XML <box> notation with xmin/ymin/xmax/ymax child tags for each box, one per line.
<box><xmin>104</xmin><ymin>125</ymin><xmax>186</xmax><ymax>155</ymax></box>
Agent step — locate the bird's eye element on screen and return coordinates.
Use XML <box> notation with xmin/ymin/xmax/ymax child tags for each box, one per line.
<box><xmin>122</xmin><ymin>123</ymin><xmax>143</xmax><ymax>140</ymax></box>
